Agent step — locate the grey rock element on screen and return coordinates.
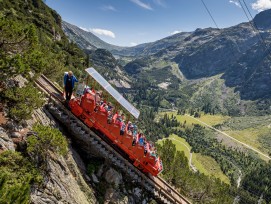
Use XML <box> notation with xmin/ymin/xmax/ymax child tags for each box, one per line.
<box><xmin>29</xmin><ymin>71</ymin><xmax>34</xmax><ymax>78</ymax></box>
<box><xmin>0</xmin><ymin>129</ymin><xmax>15</xmax><ymax>151</ymax></box>
<box><xmin>11</xmin><ymin>132</ymin><xmax>21</xmax><ymax>138</ymax></box>
<box><xmin>13</xmin><ymin>75</ymin><xmax>28</xmax><ymax>88</ymax></box>
<box><xmin>31</xmin><ymin>148</ymin><xmax>96</xmax><ymax>204</ymax></box>
<box><xmin>26</xmin><ymin>108</ymin><xmax>56</xmax><ymax>127</ymax></box>
<box><xmin>85</xmin><ymin>175</ymin><xmax>91</xmax><ymax>182</ymax></box>
<box><xmin>0</xmin><ymin>127</ymin><xmax>6</xmax><ymax>134</ymax></box>
<box><xmin>105</xmin><ymin>168</ymin><xmax>122</xmax><ymax>187</ymax></box>
<box><xmin>142</xmin><ymin>199</ymin><xmax>147</xmax><ymax>204</ymax></box>
<box><xmin>96</xmin><ymin>164</ymin><xmax>104</xmax><ymax>177</ymax></box>
<box><xmin>21</xmin><ymin>120</ymin><xmax>28</xmax><ymax>128</ymax></box>
<box><xmin>6</xmin><ymin>121</ymin><xmax>16</xmax><ymax>131</ymax></box>
<box><xmin>133</xmin><ymin>188</ymin><xmax>142</xmax><ymax>199</ymax></box>
<box><xmin>128</xmin><ymin>196</ymin><xmax>135</xmax><ymax>204</ymax></box>
<box><xmin>104</xmin><ymin>187</ymin><xmax>117</xmax><ymax>203</ymax></box>
<box><xmin>91</xmin><ymin>173</ymin><xmax>99</xmax><ymax>183</ymax></box>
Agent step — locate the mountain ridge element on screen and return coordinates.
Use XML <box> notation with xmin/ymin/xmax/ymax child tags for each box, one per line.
<box><xmin>63</xmin><ymin>8</ymin><xmax>271</xmax><ymax>113</ymax></box>
<box><xmin>62</xmin><ymin>21</ymin><xmax>124</xmax><ymax>51</ymax></box>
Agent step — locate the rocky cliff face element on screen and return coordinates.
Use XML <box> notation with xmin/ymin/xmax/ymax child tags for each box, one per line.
<box><xmin>30</xmin><ymin>147</ymin><xmax>97</xmax><ymax>204</ymax></box>
<box><xmin>1</xmin><ymin>101</ymin><xmax>155</xmax><ymax>204</ymax></box>
<box><xmin>0</xmin><ymin>92</ymin><xmax>97</xmax><ymax>203</ymax></box>
<box><xmin>0</xmin><ymin>75</ymin><xmax>154</xmax><ymax>203</ymax></box>
<box><xmin>253</xmin><ymin>9</ymin><xmax>271</xmax><ymax>30</ymax></box>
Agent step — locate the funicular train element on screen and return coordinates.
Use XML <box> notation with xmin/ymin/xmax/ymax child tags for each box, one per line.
<box><xmin>69</xmin><ymin>68</ymin><xmax>163</xmax><ymax>176</ymax></box>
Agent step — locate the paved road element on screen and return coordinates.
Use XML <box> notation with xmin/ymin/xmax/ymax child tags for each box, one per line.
<box><xmin>158</xmin><ymin>138</ymin><xmax>197</xmax><ymax>172</ymax></box>
<box><xmin>185</xmin><ymin>114</ymin><xmax>271</xmax><ymax>160</ymax></box>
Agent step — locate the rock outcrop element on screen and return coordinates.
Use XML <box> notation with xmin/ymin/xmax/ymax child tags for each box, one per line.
<box><xmin>31</xmin><ymin>148</ymin><xmax>97</xmax><ymax>204</ymax></box>
<box><xmin>0</xmin><ymin>127</ymin><xmax>15</xmax><ymax>152</ymax></box>
<box><xmin>1</xmin><ymin>92</ymin><xmax>155</xmax><ymax>203</ymax></box>
<box><xmin>0</xmin><ymin>103</ymin><xmax>97</xmax><ymax>203</ymax></box>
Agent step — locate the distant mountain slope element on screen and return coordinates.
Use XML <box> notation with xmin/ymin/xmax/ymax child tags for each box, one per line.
<box><xmin>112</xmin><ymin>31</ymin><xmax>191</xmax><ymax>56</ymax></box>
<box><xmin>62</xmin><ymin>21</ymin><xmax>191</xmax><ymax>56</ymax></box>
<box><xmin>62</xmin><ymin>21</ymin><xmax>122</xmax><ymax>51</ymax></box>
<box><xmin>62</xmin><ymin>9</ymin><xmax>271</xmax><ymax>113</ymax></box>
<box><xmin>125</xmin><ymin>10</ymin><xmax>271</xmax><ymax>101</ymax></box>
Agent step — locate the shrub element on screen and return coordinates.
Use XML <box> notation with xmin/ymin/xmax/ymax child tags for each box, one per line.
<box><xmin>3</xmin><ymin>84</ymin><xmax>44</xmax><ymax>121</ymax></box>
<box><xmin>0</xmin><ymin>151</ymin><xmax>42</xmax><ymax>204</ymax></box>
<box><xmin>27</xmin><ymin>125</ymin><xmax>68</xmax><ymax>165</ymax></box>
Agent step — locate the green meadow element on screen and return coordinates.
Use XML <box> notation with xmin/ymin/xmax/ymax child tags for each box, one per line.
<box><xmin>157</xmin><ymin>134</ymin><xmax>230</xmax><ymax>184</ymax></box>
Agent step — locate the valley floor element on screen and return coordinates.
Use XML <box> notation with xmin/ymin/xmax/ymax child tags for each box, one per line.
<box><xmin>157</xmin><ymin>111</ymin><xmax>271</xmax><ymax>187</ymax></box>
<box><xmin>157</xmin><ymin>134</ymin><xmax>230</xmax><ymax>184</ymax></box>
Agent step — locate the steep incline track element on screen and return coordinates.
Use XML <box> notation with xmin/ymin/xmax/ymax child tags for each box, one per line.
<box><xmin>35</xmin><ymin>75</ymin><xmax>191</xmax><ymax>204</ymax></box>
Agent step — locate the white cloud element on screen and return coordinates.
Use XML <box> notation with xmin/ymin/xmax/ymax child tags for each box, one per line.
<box><xmin>229</xmin><ymin>0</ymin><xmax>241</xmax><ymax>8</ymax></box>
<box><xmin>252</xmin><ymin>0</ymin><xmax>271</xmax><ymax>11</ymax></box>
<box><xmin>130</xmin><ymin>0</ymin><xmax>153</xmax><ymax>10</ymax></box>
<box><xmin>101</xmin><ymin>5</ymin><xmax>117</xmax><ymax>11</ymax></box>
<box><xmin>130</xmin><ymin>42</ymin><xmax>138</xmax><ymax>46</ymax></box>
<box><xmin>79</xmin><ymin>27</ymin><xmax>116</xmax><ymax>38</ymax></box>
<box><xmin>79</xmin><ymin>27</ymin><xmax>88</xmax><ymax>32</ymax></box>
<box><xmin>91</xmin><ymin>28</ymin><xmax>116</xmax><ymax>38</ymax></box>
<box><xmin>170</xmin><ymin>30</ymin><xmax>182</xmax><ymax>35</ymax></box>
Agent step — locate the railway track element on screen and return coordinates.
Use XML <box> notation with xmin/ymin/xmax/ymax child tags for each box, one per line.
<box><xmin>35</xmin><ymin>74</ymin><xmax>191</xmax><ymax>204</ymax></box>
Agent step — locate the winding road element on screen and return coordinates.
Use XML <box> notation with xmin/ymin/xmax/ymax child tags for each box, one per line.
<box><xmin>185</xmin><ymin>114</ymin><xmax>271</xmax><ymax>160</ymax></box>
<box><xmin>158</xmin><ymin>138</ymin><xmax>197</xmax><ymax>172</ymax></box>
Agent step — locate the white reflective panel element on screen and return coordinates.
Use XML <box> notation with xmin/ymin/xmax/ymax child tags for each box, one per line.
<box><xmin>105</xmin><ymin>85</ymin><xmax>122</xmax><ymax>101</ymax></box>
<box><xmin>85</xmin><ymin>67</ymin><xmax>140</xmax><ymax>119</ymax></box>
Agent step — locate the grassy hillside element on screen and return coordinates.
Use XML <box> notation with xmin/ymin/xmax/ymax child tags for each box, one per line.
<box><xmin>220</xmin><ymin>116</ymin><xmax>271</xmax><ymax>157</ymax></box>
<box><xmin>157</xmin><ymin>134</ymin><xmax>230</xmax><ymax>184</ymax></box>
<box><xmin>130</xmin><ymin>63</ymin><xmax>265</xmax><ymax>116</ymax></box>
<box><xmin>160</xmin><ymin>111</ymin><xmax>271</xmax><ymax>160</ymax></box>
<box><xmin>158</xmin><ymin>111</ymin><xmax>230</xmax><ymax>127</ymax></box>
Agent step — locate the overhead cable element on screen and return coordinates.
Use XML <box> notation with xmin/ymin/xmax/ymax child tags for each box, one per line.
<box><xmin>238</xmin><ymin>0</ymin><xmax>268</xmax><ymax>50</ymax></box>
<box><xmin>200</xmin><ymin>0</ymin><xmax>219</xmax><ymax>29</ymax></box>
<box><xmin>237</xmin><ymin>0</ymin><xmax>271</xmax><ymax>86</ymax></box>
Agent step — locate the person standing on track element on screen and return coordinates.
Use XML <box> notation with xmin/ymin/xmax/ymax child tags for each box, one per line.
<box><xmin>63</xmin><ymin>71</ymin><xmax>78</xmax><ymax>101</ymax></box>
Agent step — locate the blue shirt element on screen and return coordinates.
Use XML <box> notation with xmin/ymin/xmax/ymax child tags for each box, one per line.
<box><xmin>64</xmin><ymin>73</ymin><xmax>78</xmax><ymax>89</ymax></box>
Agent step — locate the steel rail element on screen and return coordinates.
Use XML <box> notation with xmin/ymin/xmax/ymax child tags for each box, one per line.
<box><xmin>35</xmin><ymin>75</ymin><xmax>191</xmax><ymax>204</ymax></box>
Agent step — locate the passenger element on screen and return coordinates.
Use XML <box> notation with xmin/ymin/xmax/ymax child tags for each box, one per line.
<box><xmin>120</xmin><ymin>113</ymin><xmax>126</xmax><ymax>135</ymax></box>
<box><xmin>95</xmin><ymin>91</ymin><xmax>101</xmax><ymax>104</ymax></box>
<box><xmin>83</xmin><ymin>85</ymin><xmax>91</xmax><ymax>94</ymax></box>
<box><xmin>103</xmin><ymin>104</ymin><xmax>108</xmax><ymax>110</ymax></box>
<box><xmin>132</xmin><ymin>138</ymin><xmax>136</xmax><ymax>146</ymax></box>
<box><xmin>112</xmin><ymin>113</ymin><xmax>118</xmax><ymax>123</ymax></box>
<box><xmin>99</xmin><ymin>103</ymin><xmax>106</xmax><ymax>112</ymax></box>
<box><xmin>115</xmin><ymin>114</ymin><xmax>122</xmax><ymax>125</ymax></box>
<box><xmin>138</xmin><ymin>133</ymin><xmax>145</xmax><ymax>146</ymax></box>
<box><xmin>127</xmin><ymin>122</ymin><xmax>133</xmax><ymax>135</ymax></box>
<box><xmin>120</xmin><ymin>122</ymin><xmax>126</xmax><ymax>135</ymax></box>
<box><xmin>132</xmin><ymin>125</ymin><xmax>137</xmax><ymax>137</ymax></box>
<box><xmin>94</xmin><ymin>102</ymin><xmax>99</xmax><ymax>112</ymax></box>
<box><xmin>107</xmin><ymin>111</ymin><xmax>115</xmax><ymax>124</ymax></box>
<box><xmin>63</xmin><ymin>71</ymin><xmax>78</xmax><ymax>101</ymax></box>
<box><xmin>150</xmin><ymin>147</ymin><xmax>157</xmax><ymax>157</ymax></box>
<box><xmin>121</xmin><ymin>113</ymin><xmax>125</xmax><ymax>121</ymax></box>
<box><xmin>144</xmin><ymin>145</ymin><xmax>148</xmax><ymax>156</ymax></box>
<box><xmin>106</xmin><ymin>102</ymin><xmax>113</xmax><ymax>112</ymax></box>
<box><xmin>144</xmin><ymin>142</ymin><xmax>149</xmax><ymax>156</ymax></box>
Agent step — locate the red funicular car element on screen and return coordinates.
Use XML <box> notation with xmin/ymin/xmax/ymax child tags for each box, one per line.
<box><xmin>69</xmin><ymin>67</ymin><xmax>163</xmax><ymax>176</ymax></box>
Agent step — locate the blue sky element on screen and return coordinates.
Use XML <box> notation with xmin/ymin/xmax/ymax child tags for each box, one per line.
<box><xmin>45</xmin><ymin>0</ymin><xmax>271</xmax><ymax>47</ymax></box>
